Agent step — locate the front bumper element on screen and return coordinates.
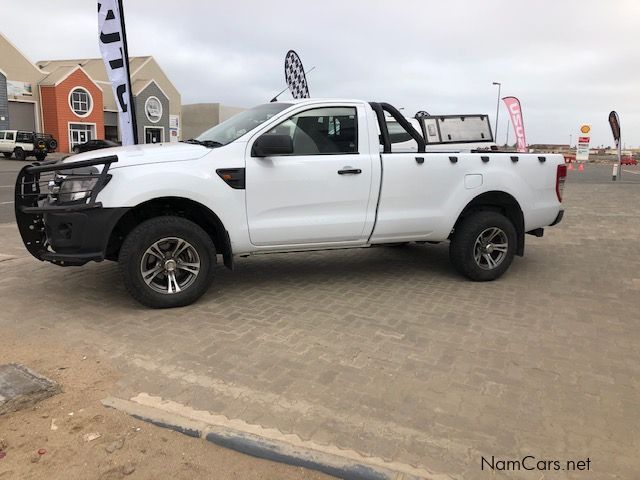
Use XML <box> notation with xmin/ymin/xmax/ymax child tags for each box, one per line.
<box><xmin>14</xmin><ymin>155</ymin><xmax>126</xmax><ymax>266</ymax></box>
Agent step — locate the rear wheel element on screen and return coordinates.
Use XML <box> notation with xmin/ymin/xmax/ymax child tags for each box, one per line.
<box><xmin>72</xmin><ymin>146</ymin><xmax>80</xmax><ymax>154</ymax></box>
<box><xmin>119</xmin><ymin>216</ymin><xmax>216</xmax><ymax>308</ymax></box>
<box><xmin>449</xmin><ymin>211</ymin><xmax>516</xmax><ymax>281</ymax></box>
<box><xmin>14</xmin><ymin>148</ymin><xmax>26</xmax><ymax>161</ymax></box>
<box><xmin>35</xmin><ymin>152</ymin><xmax>46</xmax><ymax>162</ymax></box>
<box><xmin>2</xmin><ymin>152</ymin><xmax>11</xmax><ymax>159</ymax></box>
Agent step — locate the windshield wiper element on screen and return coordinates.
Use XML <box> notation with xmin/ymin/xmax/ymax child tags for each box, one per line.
<box><xmin>184</xmin><ymin>139</ymin><xmax>223</xmax><ymax>148</ymax></box>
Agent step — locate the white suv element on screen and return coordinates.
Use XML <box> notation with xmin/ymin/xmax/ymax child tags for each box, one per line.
<box><xmin>0</xmin><ymin>130</ymin><xmax>58</xmax><ymax>161</ymax></box>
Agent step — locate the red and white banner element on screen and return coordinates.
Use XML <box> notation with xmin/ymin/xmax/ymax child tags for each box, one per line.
<box><xmin>502</xmin><ymin>96</ymin><xmax>527</xmax><ymax>152</ymax></box>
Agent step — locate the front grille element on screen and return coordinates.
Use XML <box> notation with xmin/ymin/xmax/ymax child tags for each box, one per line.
<box><xmin>14</xmin><ymin>155</ymin><xmax>118</xmax><ymax>260</ymax></box>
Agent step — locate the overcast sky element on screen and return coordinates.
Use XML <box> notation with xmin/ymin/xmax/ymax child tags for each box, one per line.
<box><xmin>2</xmin><ymin>0</ymin><xmax>638</xmax><ymax>146</ymax></box>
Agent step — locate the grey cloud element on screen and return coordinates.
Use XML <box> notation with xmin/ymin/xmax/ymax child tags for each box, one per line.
<box><xmin>1</xmin><ymin>0</ymin><xmax>638</xmax><ymax>146</ymax></box>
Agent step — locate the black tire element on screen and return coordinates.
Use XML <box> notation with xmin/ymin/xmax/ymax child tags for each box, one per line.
<box><xmin>72</xmin><ymin>146</ymin><xmax>80</xmax><ymax>154</ymax></box>
<box><xmin>35</xmin><ymin>152</ymin><xmax>46</xmax><ymax>162</ymax></box>
<box><xmin>119</xmin><ymin>216</ymin><xmax>216</xmax><ymax>308</ymax></box>
<box><xmin>2</xmin><ymin>152</ymin><xmax>11</xmax><ymax>159</ymax></box>
<box><xmin>47</xmin><ymin>138</ymin><xmax>58</xmax><ymax>150</ymax></box>
<box><xmin>14</xmin><ymin>148</ymin><xmax>26</xmax><ymax>161</ymax></box>
<box><xmin>449</xmin><ymin>211</ymin><xmax>516</xmax><ymax>281</ymax></box>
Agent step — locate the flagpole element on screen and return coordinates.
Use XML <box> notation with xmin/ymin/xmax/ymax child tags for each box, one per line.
<box><xmin>117</xmin><ymin>0</ymin><xmax>138</xmax><ymax>144</ymax></box>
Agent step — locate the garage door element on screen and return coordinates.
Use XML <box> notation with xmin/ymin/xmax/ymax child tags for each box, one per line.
<box><xmin>8</xmin><ymin>101</ymin><xmax>36</xmax><ymax>131</ymax></box>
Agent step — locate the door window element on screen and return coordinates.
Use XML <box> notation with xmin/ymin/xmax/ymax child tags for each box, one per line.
<box><xmin>145</xmin><ymin>128</ymin><xmax>163</xmax><ymax>144</ymax></box>
<box><xmin>5</xmin><ymin>132</ymin><xmax>14</xmax><ymax>141</ymax></box>
<box><xmin>263</xmin><ymin>107</ymin><xmax>358</xmax><ymax>155</ymax></box>
<box><xmin>69</xmin><ymin>124</ymin><xmax>94</xmax><ymax>149</ymax></box>
<box><xmin>0</xmin><ymin>132</ymin><xmax>4</xmax><ymax>140</ymax></box>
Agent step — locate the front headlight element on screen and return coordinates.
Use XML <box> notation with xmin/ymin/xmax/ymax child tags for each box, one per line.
<box><xmin>53</xmin><ymin>166</ymin><xmax>102</xmax><ymax>203</ymax></box>
<box><xmin>58</xmin><ymin>177</ymin><xmax>100</xmax><ymax>203</ymax></box>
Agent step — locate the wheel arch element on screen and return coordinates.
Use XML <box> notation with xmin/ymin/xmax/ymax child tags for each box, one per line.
<box><xmin>106</xmin><ymin>197</ymin><xmax>233</xmax><ymax>268</ymax></box>
<box><xmin>453</xmin><ymin>191</ymin><xmax>525</xmax><ymax>256</ymax></box>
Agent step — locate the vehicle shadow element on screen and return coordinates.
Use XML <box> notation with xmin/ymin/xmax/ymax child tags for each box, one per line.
<box><xmin>54</xmin><ymin>242</ymin><xmax>460</xmax><ymax>310</ymax></box>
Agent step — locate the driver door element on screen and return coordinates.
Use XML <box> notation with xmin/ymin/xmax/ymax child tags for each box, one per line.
<box><xmin>246</xmin><ymin>105</ymin><xmax>373</xmax><ymax>247</ymax></box>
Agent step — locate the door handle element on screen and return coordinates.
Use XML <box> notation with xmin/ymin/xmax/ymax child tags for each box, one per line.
<box><xmin>338</xmin><ymin>167</ymin><xmax>362</xmax><ymax>175</ymax></box>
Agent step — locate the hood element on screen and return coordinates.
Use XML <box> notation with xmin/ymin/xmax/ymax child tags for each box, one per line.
<box><xmin>60</xmin><ymin>142</ymin><xmax>210</xmax><ymax>169</ymax></box>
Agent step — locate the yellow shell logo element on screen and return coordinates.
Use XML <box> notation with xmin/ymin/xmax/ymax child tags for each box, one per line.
<box><xmin>580</xmin><ymin>125</ymin><xmax>591</xmax><ymax>134</ymax></box>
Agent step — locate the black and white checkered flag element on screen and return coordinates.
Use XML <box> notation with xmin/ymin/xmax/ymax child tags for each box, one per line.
<box><xmin>284</xmin><ymin>50</ymin><xmax>310</xmax><ymax>99</ymax></box>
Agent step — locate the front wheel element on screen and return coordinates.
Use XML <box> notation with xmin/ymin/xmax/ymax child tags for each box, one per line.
<box><xmin>73</xmin><ymin>146</ymin><xmax>80</xmax><ymax>154</ymax></box>
<box><xmin>449</xmin><ymin>211</ymin><xmax>516</xmax><ymax>281</ymax></box>
<box><xmin>119</xmin><ymin>216</ymin><xmax>216</xmax><ymax>308</ymax></box>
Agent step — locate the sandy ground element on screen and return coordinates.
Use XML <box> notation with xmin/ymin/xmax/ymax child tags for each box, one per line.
<box><xmin>0</xmin><ymin>331</ymin><xmax>331</xmax><ymax>480</ymax></box>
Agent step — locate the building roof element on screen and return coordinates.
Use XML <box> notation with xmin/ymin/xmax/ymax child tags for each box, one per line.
<box><xmin>36</xmin><ymin>56</ymin><xmax>179</xmax><ymax>115</ymax></box>
<box><xmin>36</xmin><ymin>57</ymin><xmax>152</xmax><ymax>81</ymax></box>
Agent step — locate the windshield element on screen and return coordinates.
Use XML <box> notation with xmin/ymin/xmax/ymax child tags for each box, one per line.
<box><xmin>196</xmin><ymin>102</ymin><xmax>291</xmax><ymax>146</ymax></box>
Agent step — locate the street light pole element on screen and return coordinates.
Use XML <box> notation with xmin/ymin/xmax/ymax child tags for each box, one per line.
<box><xmin>492</xmin><ymin>82</ymin><xmax>501</xmax><ymax>142</ymax></box>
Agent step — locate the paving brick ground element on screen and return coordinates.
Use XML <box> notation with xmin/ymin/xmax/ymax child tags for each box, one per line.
<box><xmin>0</xmin><ymin>173</ymin><xmax>639</xmax><ymax>479</ymax></box>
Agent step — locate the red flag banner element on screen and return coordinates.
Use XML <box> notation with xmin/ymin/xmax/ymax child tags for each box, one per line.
<box><xmin>502</xmin><ymin>96</ymin><xmax>527</xmax><ymax>152</ymax></box>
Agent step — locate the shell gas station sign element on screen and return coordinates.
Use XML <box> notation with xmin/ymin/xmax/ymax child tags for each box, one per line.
<box><xmin>576</xmin><ymin>124</ymin><xmax>591</xmax><ymax>162</ymax></box>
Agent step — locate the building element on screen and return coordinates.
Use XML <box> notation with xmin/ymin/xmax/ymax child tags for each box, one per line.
<box><xmin>0</xmin><ymin>32</ymin><xmax>182</xmax><ymax>153</ymax></box>
<box><xmin>528</xmin><ymin>144</ymin><xmax>572</xmax><ymax>154</ymax></box>
<box><xmin>37</xmin><ymin>56</ymin><xmax>182</xmax><ymax>149</ymax></box>
<box><xmin>39</xmin><ymin>65</ymin><xmax>104</xmax><ymax>153</ymax></box>
<box><xmin>181</xmin><ymin>103</ymin><xmax>245</xmax><ymax>140</ymax></box>
<box><xmin>0</xmin><ymin>33</ymin><xmax>46</xmax><ymax>132</ymax></box>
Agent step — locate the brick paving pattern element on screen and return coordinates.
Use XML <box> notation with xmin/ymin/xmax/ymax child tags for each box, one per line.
<box><xmin>0</xmin><ymin>178</ymin><xmax>638</xmax><ymax>479</ymax></box>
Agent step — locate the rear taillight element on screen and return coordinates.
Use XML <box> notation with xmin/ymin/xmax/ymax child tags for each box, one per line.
<box><xmin>556</xmin><ymin>164</ymin><xmax>567</xmax><ymax>202</ymax></box>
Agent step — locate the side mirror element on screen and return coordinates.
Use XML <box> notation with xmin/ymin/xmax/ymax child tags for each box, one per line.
<box><xmin>252</xmin><ymin>134</ymin><xmax>293</xmax><ymax>157</ymax></box>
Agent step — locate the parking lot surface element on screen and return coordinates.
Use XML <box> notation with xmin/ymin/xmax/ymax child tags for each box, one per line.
<box><xmin>0</xmin><ymin>159</ymin><xmax>639</xmax><ymax>479</ymax></box>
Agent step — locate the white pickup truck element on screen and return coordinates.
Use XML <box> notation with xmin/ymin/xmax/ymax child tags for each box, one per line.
<box><xmin>15</xmin><ymin>99</ymin><xmax>566</xmax><ymax>308</ymax></box>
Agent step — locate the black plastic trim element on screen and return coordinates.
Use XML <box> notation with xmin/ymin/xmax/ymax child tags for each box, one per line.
<box><xmin>449</xmin><ymin>156</ymin><xmax>458</xmax><ymax>163</ymax></box>
<box><xmin>550</xmin><ymin>209</ymin><xmax>564</xmax><ymax>226</ymax></box>
<box><xmin>368</xmin><ymin>103</ymin><xmax>390</xmax><ymax>153</ymax></box>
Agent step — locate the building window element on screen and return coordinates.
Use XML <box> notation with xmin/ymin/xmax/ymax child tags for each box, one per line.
<box><xmin>145</xmin><ymin>96</ymin><xmax>163</xmax><ymax>123</ymax></box>
<box><xmin>69</xmin><ymin>88</ymin><xmax>92</xmax><ymax>117</ymax></box>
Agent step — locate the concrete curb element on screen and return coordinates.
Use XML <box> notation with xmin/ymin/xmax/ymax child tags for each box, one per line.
<box><xmin>102</xmin><ymin>396</ymin><xmax>442</xmax><ymax>480</ymax></box>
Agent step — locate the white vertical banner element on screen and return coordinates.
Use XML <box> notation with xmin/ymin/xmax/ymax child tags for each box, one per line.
<box><xmin>98</xmin><ymin>1</ymin><xmax>136</xmax><ymax>145</ymax></box>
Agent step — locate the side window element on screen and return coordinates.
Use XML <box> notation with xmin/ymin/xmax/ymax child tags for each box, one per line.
<box><xmin>264</xmin><ymin>107</ymin><xmax>357</xmax><ymax>155</ymax></box>
<box><xmin>387</xmin><ymin>122</ymin><xmax>413</xmax><ymax>144</ymax></box>
<box><xmin>0</xmin><ymin>132</ymin><xmax>5</xmax><ymax>140</ymax></box>
<box><xmin>16</xmin><ymin>132</ymin><xmax>32</xmax><ymax>143</ymax></box>
<box><xmin>6</xmin><ymin>132</ymin><xmax>14</xmax><ymax>141</ymax></box>
<box><xmin>384</xmin><ymin>120</ymin><xmax>418</xmax><ymax>152</ymax></box>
